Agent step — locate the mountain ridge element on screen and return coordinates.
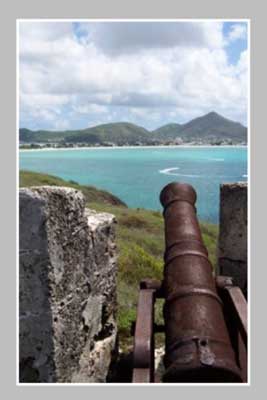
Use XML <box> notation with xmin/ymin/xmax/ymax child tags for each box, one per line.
<box><xmin>20</xmin><ymin>112</ymin><xmax>247</xmax><ymax>145</ymax></box>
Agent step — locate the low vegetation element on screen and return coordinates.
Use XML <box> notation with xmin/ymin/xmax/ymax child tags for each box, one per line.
<box><xmin>20</xmin><ymin>170</ymin><xmax>126</xmax><ymax>207</ymax></box>
<box><xmin>19</xmin><ymin>170</ymin><xmax>219</xmax><ymax>350</ymax></box>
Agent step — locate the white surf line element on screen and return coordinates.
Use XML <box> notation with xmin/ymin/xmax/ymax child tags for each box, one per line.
<box><xmin>158</xmin><ymin>167</ymin><xmax>202</xmax><ymax>178</ymax></box>
<box><xmin>159</xmin><ymin>167</ymin><xmax>180</xmax><ymax>175</ymax></box>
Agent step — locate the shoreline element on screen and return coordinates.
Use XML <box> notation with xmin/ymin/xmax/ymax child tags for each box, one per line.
<box><xmin>19</xmin><ymin>144</ymin><xmax>248</xmax><ymax>152</ymax></box>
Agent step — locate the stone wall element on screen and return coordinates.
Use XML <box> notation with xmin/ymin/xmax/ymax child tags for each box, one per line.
<box><xmin>19</xmin><ymin>186</ymin><xmax>118</xmax><ymax>383</ymax></box>
<box><xmin>218</xmin><ymin>183</ymin><xmax>247</xmax><ymax>295</ymax></box>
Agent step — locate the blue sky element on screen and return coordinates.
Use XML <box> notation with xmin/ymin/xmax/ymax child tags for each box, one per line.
<box><xmin>223</xmin><ymin>22</ymin><xmax>248</xmax><ymax>64</ymax></box>
<box><xmin>19</xmin><ymin>20</ymin><xmax>248</xmax><ymax>131</ymax></box>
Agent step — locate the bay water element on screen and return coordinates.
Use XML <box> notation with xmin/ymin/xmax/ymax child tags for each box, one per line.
<box><xmin>19</xmin><ymin>146</ymin><xmax>247</xmax><ymax>223</ymax></box>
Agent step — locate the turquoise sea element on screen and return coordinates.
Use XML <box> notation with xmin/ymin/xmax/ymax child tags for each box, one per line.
<box><xmin>19</xmin><ymin>146</ymin><xmax>247</xmax><ymax>223</ymax></box>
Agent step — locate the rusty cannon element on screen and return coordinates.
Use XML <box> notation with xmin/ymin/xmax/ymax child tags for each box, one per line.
<box><xmin>132</xmin><ymin>182</ymin><xmax>247</xmax><ymax>383</ymax></box>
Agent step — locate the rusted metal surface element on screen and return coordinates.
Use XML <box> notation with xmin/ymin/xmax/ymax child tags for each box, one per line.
<box><xmin>215</xmin><ymin>275</ymin><xmax>247</xmax><ymax>382</ymax></box>
<box><xmin>132</xmin><ymin>368</ymin><xmax>151</xmax><ymax>383</ymax></box>
<box><xmin>225</xmin><ymin>286</ymin><xmax>247</xmax><ymax>342</ymax></box>
<box><xmin>140</xmin><ymin>278</ymin><xmax>164</xmax><ymax>298</ymax></box>
<box><xmin>160</xmin><ymin>182</ymin><xmax>242</xmax><ymax>383</ymax></box>
<box><xmin>132</xmin><ymin>288</ymin><xmax>155</xmax><ymax>383</ymax></box>
<box><xmin>215</xmin><ymin>275</ymin><xmax>234</xmax><ymax>290</ymax></box>
<box><xmin>237</xmin><ymin>331</ymin><xmax>247</xmax><ymax>383</ymax></box>
<box><xmin>219</xmin><ymin>284</ymin><xmax>247</xmax><ymax>382</ymax></box>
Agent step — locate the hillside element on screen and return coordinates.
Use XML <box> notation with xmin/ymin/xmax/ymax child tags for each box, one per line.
<box><xmin>177</xmin><ymin>112</ymin><xmax>247</xmax><ymax>143</ymax></box>
<box><xmin>66</xmin><ymin>122</ymin><xmax>150</xmax><ymax>144</ymax></box>
<box><xmin>20</xmin><ymin>170</ymin><xmax>127</xmax><ymax>207</ymax></box>
<box><xmin>19</xmin><ymin>128</ymin><xmax>79</xmax><ymax>143</ymax></box>
<box><xmin>19</xmin><ymin>170</ymin><xmax>218</xmax><ymax>350</ymax></box>
<box><xmin>152</xmin><ymin>123</ymin><xmax>183</xmax><ymax>140</ymax></box>
<box><xmin>19</xmin><ymin>112</ymin><xmax>247</xmax><ymax>145</ymax></box>
<box><xmin>152</xmin><ymin>112</ymin><xmax>247</xmax><ymax>143</ymax></box>
<box><xmin>20</xmin><ymin>122</ymin><xmax>150</xmax><ymax>145</ymax></box>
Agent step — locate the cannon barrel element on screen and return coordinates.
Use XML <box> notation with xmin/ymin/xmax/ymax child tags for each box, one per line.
<box><xmin>160</xmin><ymin>182</ymin><xmax>242</xmax><ymax>382</ymax></box>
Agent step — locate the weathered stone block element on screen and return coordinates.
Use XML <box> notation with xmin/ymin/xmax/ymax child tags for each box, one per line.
<box><xmin>218</xmin><ymin>183</ymin><xmax>247</xmax><ymax>295</ymax></box>
<box><xmin>19</xmin><ymin>186</ymin><xmax>117</xmax><ymax>383</ymax></box>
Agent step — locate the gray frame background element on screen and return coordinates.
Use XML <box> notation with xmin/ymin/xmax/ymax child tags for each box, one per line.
<box><xmin>1</xmin><ymin>0</ymin><xmax>264</xmax><ymax>397</ymax></box>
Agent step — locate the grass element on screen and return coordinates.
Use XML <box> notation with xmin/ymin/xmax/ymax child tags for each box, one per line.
<box><xmin>19</xmin><ymin>170</ymin><xmax>219</xmax><ymax>350</ymax></box>
<box><xmin>20</xmin><ymin>170</ymin><xmax>126</xmax><ymax>207</ymax></box>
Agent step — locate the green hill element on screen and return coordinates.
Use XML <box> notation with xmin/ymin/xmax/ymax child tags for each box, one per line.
<box><xmin>66</xmin><ymin>122</ymin><xmax>150</xmax><ymax>144</ymax></box>
<box><xmin>19</xmin><ymin>112</ymin><xmax>247</xmax><ymax>145</ymax></box>
<box><xmin>177</xmin><ymin>112</ymin><xmax>247</xmax><ymax>143</ymax></box>
<box><xmin>19</xmin><ymin>170</ymin><xmax>219</xmax><ymax>350</ymax></box>
<box><xmin>20</xmin><ymin>122</ymin><xmax>150</xmax><ymax>145</ymax></box>
<box><xmin>152</xmin><ymin>123</ymin><xmax>183</xmax><ymax>140</ymax></box>
<box><xmin>19</xmin><ymin>128</ymin><xmax>79</xmax><ymax>143</ymax></box>
<box><xmin>152</xmin><ymin>112</ymin><xmax>247</xmax><ymax>143</ymax></box>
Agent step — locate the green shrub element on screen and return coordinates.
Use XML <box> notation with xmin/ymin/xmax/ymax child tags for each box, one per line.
<box><xmin>119</xmin><ymin>243</ymin><xmax>163</xmax><ymax>285</ymax></box>
<box><xmin>119</xmin><ymin>214</ymin><xmax>149</xmax><ymax>229</ymax></box>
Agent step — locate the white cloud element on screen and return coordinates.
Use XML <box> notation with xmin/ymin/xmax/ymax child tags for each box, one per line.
<box><xmin>53</xmin><ymin>119</ymin><xmax>71</xmax><ymax>130</ymax></box>
<box><xmin>19</xmin><ymin>21</ymin><xmax>73</xmax><ymax>42</ymax></box>
<box><xmin>81</xmin><ymin>21</ymin><xmax>224</xmax><ymax>55</ymax></box>
<box><xmin>227</xmin><ymin>23</ymin><xmax>247</xmax><ymax>43</ymax></box>
<box><xmin>72</xmin><ymin>103</ymin><xmax>109</xmax><ymax>115</ymax></box>
<box><xmin>19</xmin><ymin>21</ymin><xmax>248</xmax><ymax>129</ymax></box>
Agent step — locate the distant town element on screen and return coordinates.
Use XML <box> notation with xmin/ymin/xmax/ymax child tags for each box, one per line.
<box><xmin>19</xmin><ymin>137</ymin><xmax>247</xmax><ymax>150</ymax></box>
